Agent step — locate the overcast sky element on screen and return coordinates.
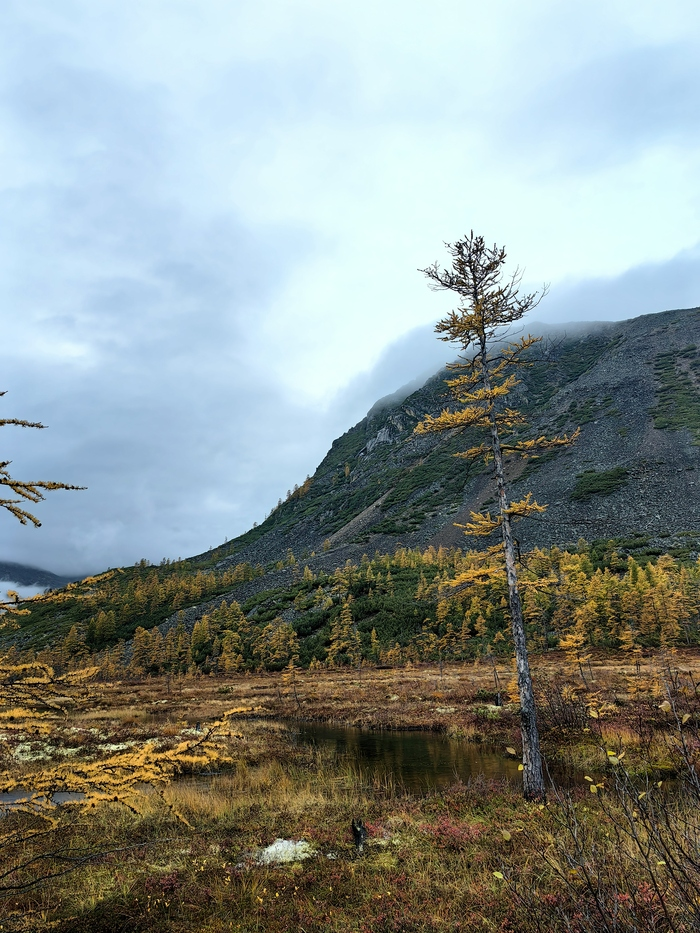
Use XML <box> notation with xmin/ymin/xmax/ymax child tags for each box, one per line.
<box><xmin>1</xmin><ymin>0</ymin><xmax>699</xmax><ymax>578</ymax></box>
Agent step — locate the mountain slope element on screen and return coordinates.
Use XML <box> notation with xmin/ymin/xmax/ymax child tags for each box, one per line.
<box><xmin>212</xmin><ymin>306</ymin><xmax>700</xmax><ymax>572</ymax></box>
<box><xmin>0</xmin><ymin>561</ymin><xmax>75</xmax><ymax>589</ymax></box>
<box><xmin>5</xmin><ymin>305</ymin><xmax>700</xmax><ymax>653</ymax></box>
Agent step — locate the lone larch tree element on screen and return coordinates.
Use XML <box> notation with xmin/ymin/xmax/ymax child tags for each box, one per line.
<box><xmin>415</xmin><ymin>233</ymin><xmax>578</xmax><ymax>800</ymax></box>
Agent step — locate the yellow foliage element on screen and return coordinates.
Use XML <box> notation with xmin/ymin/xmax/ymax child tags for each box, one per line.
<box><xmin>0</xmin><ymin>657</ymin><xmax>237</xmax><ymax>830</ymax></box>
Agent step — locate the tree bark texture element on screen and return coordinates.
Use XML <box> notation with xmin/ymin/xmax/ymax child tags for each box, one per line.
<box><xmin>482</xmin><ymin>353</ymin><xmax>546</xmax><ymax>800</ymax></box>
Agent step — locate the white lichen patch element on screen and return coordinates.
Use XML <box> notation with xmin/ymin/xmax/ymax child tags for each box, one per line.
<box><xmin>433</xmin><ymin>707</ymin><xmax>457</xmax><ymax>714</ymax></box>
<box><xmin>97</xmin><ymin>742</ymin><xmax>135</xmax><ymax>753</ymax></box>
<box><xmin>256</xmin><ymin>839</ymin><xmax>315</xmax><ymax>864</ymax></box>
<box><xmin>12</xmin><ymin>743</ymin><xmax>49</xmax><ymax>762</ymax></box>
<box><xmin>13</xmin><ymin>742</ymin><xmax>85</xmax><ymax>761</ymax></box>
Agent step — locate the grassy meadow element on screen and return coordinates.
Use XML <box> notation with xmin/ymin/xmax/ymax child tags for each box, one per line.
<box><xmin>2</xmin><ymin>651</ymin><xmax>700</xmax><ymax>931</ymax></box>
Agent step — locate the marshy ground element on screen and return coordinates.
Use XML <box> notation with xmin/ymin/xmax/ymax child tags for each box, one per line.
<box><xmin>2</xmin><ymin>650</ymin><xmax>700</xmax><ymax>931</ymax></box>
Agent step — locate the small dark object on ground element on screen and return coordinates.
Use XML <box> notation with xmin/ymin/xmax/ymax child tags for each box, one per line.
<box><xmin>352</xmin><ymin>818</ymin><xmax>368</xmax><ymax>852</ymax></box>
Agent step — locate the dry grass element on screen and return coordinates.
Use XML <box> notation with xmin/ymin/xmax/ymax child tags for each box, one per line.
<box><xmin>5</xmin><ymin>738</ymin><xmax>698</xmax><ymax>933</ymax></box>
<box><xmin>3</xmin><ymin>650</ymin><xmax>700</xmax><ymax>931</ymax></box>
<box><xmin>109</xmin><ymin>648</ymin><xmax>699</xmax><ymax>733</ymax></box>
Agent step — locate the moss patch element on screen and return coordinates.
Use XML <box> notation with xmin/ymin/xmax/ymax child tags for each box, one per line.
<box><xmin>651</xmin><ymin>347</ymin><xmax>700</xmax><ymax>441</ymax></box>
<box><xmin>571</xmin><ymin>467</ymin><xmax>629</xmax><ymax>501</ymax></box>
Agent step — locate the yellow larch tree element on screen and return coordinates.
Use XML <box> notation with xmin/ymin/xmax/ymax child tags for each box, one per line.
<box><xmin>0</xmin><ymin>657</ymin><xmax>239</xmax><ymax>893</ymax></box>
<box><xmin>415</xmin><ymin>233</ymin><xmax>578</xmax><ymax>800</ymax></box>
<box><xmin>326</xmin><ymin>598</ymin><xmax>361</xmax><ymax>668</ymax></box>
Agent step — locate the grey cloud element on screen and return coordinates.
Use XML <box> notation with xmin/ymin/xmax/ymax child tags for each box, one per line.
<box><xmin>502</xmin><ymin>43</ymin><xmax>700</xmax><ymax>171</ymax></box>
<box><xmin>0</xmin><ymin>25</ymin><xmax>316</xmax><ymax>574</ymax></box>
<box><xmin>7</xmin><ymin>65</ymin><xmax>166</xmax><ymax>159</ymax></box>
<box><xmin>0</xmin><ymin>582</ymin><xmax>46</xmax><ymax>601</ymax></box>
<box><xmin>328</xmin><ymin>323</ymin><xmax>451</xmax><ymax>426</ymax></box>
<box><xmin>1</xmin><ymin>368</ymin><xmax>326</xmax><ymax>575</ymax></box>
<box><xmin>208</xmin><ymin>50</ymin><xmax>357</xmax><ymax>129</ymax></box>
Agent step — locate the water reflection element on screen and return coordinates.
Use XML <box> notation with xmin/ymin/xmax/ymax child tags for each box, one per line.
<box><xmin>294</xmin><ymin>722</ymin><xmax>536</xmax><ymax>792</ymax></box>
<box><xmin>0</xmin><ymin>791</ymin><xmax>84</xmax><ymax>811</ymax></box>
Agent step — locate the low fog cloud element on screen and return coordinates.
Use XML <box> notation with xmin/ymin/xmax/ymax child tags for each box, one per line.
<box><xmin>533</xmin><ymin>246</ymin><xmax>700</xmax><ymax>324</ymax></box>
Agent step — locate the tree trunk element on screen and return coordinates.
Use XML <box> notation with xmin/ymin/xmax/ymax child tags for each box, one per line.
<box><xmin>483</xmin><ymin>355</ymin><xmax>546</xmax><ymax>801</ymax></box>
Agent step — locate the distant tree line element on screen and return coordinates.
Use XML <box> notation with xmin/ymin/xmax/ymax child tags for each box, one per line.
<box><xmin>12</xmin><ymin>541</ymin><xmax>700</xmax><ymax>678</ymax></box>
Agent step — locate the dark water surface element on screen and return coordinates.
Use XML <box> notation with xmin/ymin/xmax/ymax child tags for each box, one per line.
<box><xmin>292</xmin><ymin>722</ymin><xmax>577</xmax><ymax>792</ymax></box>
<box><xmin>0</xmin><ymin>790</ymin><xmax>84</xmax><ymax>809</ymax></box>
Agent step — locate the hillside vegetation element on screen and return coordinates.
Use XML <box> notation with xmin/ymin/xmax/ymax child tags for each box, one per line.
<box><xmin>4</xmin><ymin>539</ymin><xmax>700</xmax><ymax>679</ymax></box>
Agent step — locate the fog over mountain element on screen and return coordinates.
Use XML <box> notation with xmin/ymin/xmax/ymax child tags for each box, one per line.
<box><xmin>0</xmin><ymin>561</ymin><xmax>73</xmax><ymax>602</ymax></box>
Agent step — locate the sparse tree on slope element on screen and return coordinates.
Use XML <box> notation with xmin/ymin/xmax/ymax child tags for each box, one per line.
<box><xmin>415</xmin><ymin>233</ymin><xmax>578</xmax><ymax>800</ymax></box>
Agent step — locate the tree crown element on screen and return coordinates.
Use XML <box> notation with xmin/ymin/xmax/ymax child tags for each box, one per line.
<box><xmin>415</xmin><ymin>233</ymin><xmax>578</xmax><ymax>539</ymax></box>
<box><xmin>420</xmin><ymin>232</ymin><xmax>544</xmax><ymax>350</ymax></box>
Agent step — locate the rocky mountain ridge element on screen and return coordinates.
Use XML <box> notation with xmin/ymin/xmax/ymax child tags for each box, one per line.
<box><xmin>207</xmin><ymin>306</ymin><xmax>700</xmax><ymax>573</ymax></box>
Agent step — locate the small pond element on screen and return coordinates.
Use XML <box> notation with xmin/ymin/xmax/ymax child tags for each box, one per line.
<box><xmin>292</xmin><ymin>722</ymin><xmax>578</xmax><ymax>792</ymax></box>
<box><xmin>0</xmin><ymin>724</ymin><xmax>582</xmax><ymax>812</ymax></box>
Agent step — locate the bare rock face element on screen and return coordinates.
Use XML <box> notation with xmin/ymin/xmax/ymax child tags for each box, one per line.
<box><xmin>215</xmin><ymin>306</ymin><xmax>700</xmax><ymax>572</ymax></box>
<box><xmin>363</xmin><ymin>425</ymin><xmax>396</xmax><ymax>454</ymax></box>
